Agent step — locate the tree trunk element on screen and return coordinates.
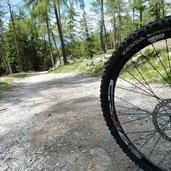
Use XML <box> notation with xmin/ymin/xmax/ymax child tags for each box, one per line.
<box><xmin>132</xmin><ymin>1</ymin><xmax>135</xmax><ymax>31</ymax></box>
<box><xmin>140</xmin><ymin>8</ymin><xmax>143</xmax><ymax>24</ymax></box>
<box><xmin>18</xmin><ymin>28</ymin><xmax>28</xmax><ymax>71</ymax></box>
<box><xmin>53</xmin><ymin>2</ymin><xmax>68</xmax><ymax>65</ymax></box>
<box><xmin>156</xmin><ymin>1</ymin><xmax>160</xmax><ymax>19</ymax></box>
<box><xmin>49</xmin><ymin>21</ymin><xmax>61</xmax><ymax>65</ymax></box>
<box><xmin>100</xmin><ymin>22</ymin><xmax>105</xmax><ymax>53</ymax></box>
<box><xmin>82</xmin><ymin>9</ymin><xmax>93</xmax><ymax>58</ymax></box>
<box><xmin>101</xmin><ymin>0</ymin><xmax>108</xmax><ymax>51</ymax></box>
<box><xmin>100</xmin><ymin>0</ymin><xmax>106</xmax><ymax>53</ymax></box>
<box><xmin>46</xmin><ymin>17</ymin><xmax>55</xmax><ymax>67</ymax></box>
<box><xmin>44</xmin><ymin>36</ymin><xmax>48</xmax><ymax>70</ymax></box>
<box><xmin>162</xmin><ymin>0</ymin><xmax>165</xmax><ymax>17</ymax></box>
<box><xmin>118</xmin><ymin>3</ymin><xmax>122</xmax><ymax>42</ymax></box>
<box><xmin>113</xmin><ymin>10</ymin><xmax>117</xmax><ymax>49</ymax></box>
<box><xmin>7</xmin><ymin>0</ymin><xmax>22</xmax><ymax>72</ymax></box>
<box><xmin>132</xmin><ymin>1</ymin><xmax>135</xmax><ymax>22</ymax></box>
<box><xmin>103</xmin><ymin>21</ymin><xmax>108</xmax><ymax>51</ymax></box>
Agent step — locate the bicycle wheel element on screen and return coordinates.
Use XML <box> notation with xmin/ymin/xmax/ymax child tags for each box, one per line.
<box><xmin>101</xmin><ymin>16</ymin><xmax>171</xmax><ymax>171</ymax></box>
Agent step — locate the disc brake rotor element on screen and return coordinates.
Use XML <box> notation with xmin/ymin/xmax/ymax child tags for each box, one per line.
<box><xmin>152</xmin><ymin>99</ymin><xmax>171</xmax><ymax>142</ymax></box>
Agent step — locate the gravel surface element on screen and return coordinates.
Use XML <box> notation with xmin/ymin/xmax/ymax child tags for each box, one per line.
<box><xmin>0</xmin><ymin>72</ymin><xmax>137</xmax><ymax>171</ymax></box>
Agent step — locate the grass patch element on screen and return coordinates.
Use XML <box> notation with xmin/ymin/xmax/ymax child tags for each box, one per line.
<box><xmin>0</xmin><ymin>72</ymin><xmax>32</xmax><ymax>98</ymax></box>
<box><xmin>80</xmin><ymin>60</ymin><xmax>105</xmax><ymax>77</ymax></box>
<box><xmin>12</xmin><ymin>72</ymin><xmax>32</xmax><ymax>79</ymax></box>
<box><xmin>0</xmin><ymin>78</ymin><xmax>15</xmax><ymax>98</ymax></box>
<box><xmin>50</xmin><ymin>56</ymin><xmax>107</xmax><ymax>77</ymax></box>
<box><xmin>50</xmin><ymin>59</ymin><xmax>83</xmax><ymax>73</ymax></box>
<box><xmin>50</xmin><ymin>47</ymin><xmax>171</xmax><ymax>85</ymax></box>
<box><xmin>106</xmin><ymin>49</ymin><xmax>114</xmax><ymax>54</ymax></box>
<box><xmin>121</xmin><ymin>48</ymin><xmax>171</xmax><ymax>85</ymax></box>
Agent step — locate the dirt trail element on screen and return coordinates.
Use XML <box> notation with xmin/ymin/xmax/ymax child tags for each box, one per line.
<box><xmin>0</xmin><ymin>72</ymin><xmax>137</xmax><ymax>171</ymax></box>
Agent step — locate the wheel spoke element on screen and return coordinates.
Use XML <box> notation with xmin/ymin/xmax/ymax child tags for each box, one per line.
<box><xmin>158</xmin><ymin>148</ymin><xmax>171</xmax><ymax>165</ymax></box>
<box><xmin>148</xmin><ymin>135</ymin><xmax>162</xmax><ymax>157</ymax></box>
<box><xmin>115</xmin><ymin>96</ymin><xmax>152</xmax><ymax>115</ymax></box>
<box><xmin>152</xmin><ymin>43</ymin><xmax>171</xmax><ymax>81</ymax></box>
<box><xmin>130</xmin><ymin>58</ymin><xmax>160</xmax><ymax>100</ymax></box>
<box><xmin>121</xmin><ymin>115</ymin><xmax>151</xmax><ymax>125</ymax></box>
<box><xmin>118</xmin><ymin>113</ymin><xmax>148</xmax><ymax>116</ymax></box>
<box><xmin>116</xmin><ymin>85</ymin><xmax>153</xmax><ymax>97</ymax></box>
<box><xmin>116</xmin><ymin>105</ymin><xmax>147</xmax><ymax>112</ymax></box>
<box><xmin>139</xmin><ymin>120</ymin><xmax>169</xmax><ymax>150</ymax></box>
<box><xmin>132</xmin><ymin>131</ymin><xmax>157</xmax><ymax>144</ymax></box>
<box><xmin>127</xmin><ymin>130</ymin><xmax>156</xmax><ymax>135</ymax></box>
<box><xmin>119</xmin><ymin>77</ymin><xmax>156</xmax><ymax>97</ymax></box>
<box><xmin>115</xmin><ymin>96</ymin><xmax>167</xmax><ymax>122</ymax></box>
<box><xmin>148</xmin><ymin>122</ymin><xmax>169</xmax><ymax>158</ymax></box>
<box><xmin>123</xmin><ymin>67</ymin><xmax>157</xmax><ymax>95</ymax></box>
<box><xmin>140</xmin><ymin>51</ymin><xmax>171</xmax><ymax>86</ymax></box>
<box><xmin>129</xmin><ymin>53</ymin><xmax>171</xmax><ymax>116</ymax></box>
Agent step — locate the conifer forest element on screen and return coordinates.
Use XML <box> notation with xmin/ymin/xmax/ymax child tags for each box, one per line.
<box><xmin>0</xmin><ymin>0</ymin><xmax>171</xmax><ymax>75</ymax></box>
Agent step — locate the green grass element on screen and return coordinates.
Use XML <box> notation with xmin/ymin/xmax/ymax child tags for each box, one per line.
<box><xmin>50</xmin><ymin>59</ymin><xmax>84</xmax><ymax>73</ymax></box>
<box><xmin>0</xmin><ymin>72</ymin><xmax>32</xmax><ymax>98</ymax></box>
<box><xmin>106</xmin><ymin>49</ymin><xmax>114</xmax><ymax>54</ymax></box>
<box><xmin>0</xmin><ymin>78</ymin><xmax>15</xmax><ymax>98</ymax></box>
<box><xmin>80</xmin><ymin>60</ymin><xmax>105</xmax><ymax>77</ymax></box>
<box><xmin>121</xmin><ymin>48</ymin><xmax>171</xmax><ymax>85</ymax></box>
<box><xmin>50</xmin><ymin>47</ymin><xmax>171</xmax><ymax>85</ymax></box>
<box><xmin>50</xmin><ymin>57</ymin><xmax>106</xmax><ymax>77</ymax></box>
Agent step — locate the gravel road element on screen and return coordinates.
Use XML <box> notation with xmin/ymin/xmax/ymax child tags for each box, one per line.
<box><xmin>0</xmin><ymin>72</ymin><xmax>137</xmax><ymax>171</ymax></box>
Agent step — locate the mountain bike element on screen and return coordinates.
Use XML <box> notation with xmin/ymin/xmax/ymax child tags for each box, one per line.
<box><xmin>100</xmin><ymin>16</ymin><xmax>171</xmax><ymax>171</ymax></box>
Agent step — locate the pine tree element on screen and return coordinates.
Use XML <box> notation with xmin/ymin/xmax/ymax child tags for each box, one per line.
<box><xmin>7</xmin><ymin>0</ymin><xmax>22</xmax><ymax>71</ymax></box>
<box><xmin>80</xmin><ymin>1</ymin><xmax>94</xmax><ymax>58</ymax></box>
<box><xmin>149</xmin><ymin>0</ymin><xmax>171</xmax><ymax>19</ymax></box>
<box><xmin>132</xmin><ymin>0</ymin><xmax>146</xmax><ymax>26</ymax></box>
<box><xmin>106</xmin><ymin>0</ymin><xmax>128</xmax><ymax>46</ymax></box>
<box><xmin>0</xmin><ymin>20</ymin><xmax>12</xmax><ymax>74</ymax></box>
<box><xmin>53</xmin><ymin>0</ymin><xmax>68</xmax><ymax>64</ymax></box>
<box><xmin>91</xmin><ymin>0</ymin><xmax>107</xmax><ymax>53</ymax></box>
<box><xmin>25</xmin><ymin>0</ymin><xmax>55</xmax><ymax>67</ymax></box>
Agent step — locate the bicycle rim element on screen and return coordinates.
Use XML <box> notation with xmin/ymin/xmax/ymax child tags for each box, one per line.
<box><xmin>101</xmin><ymin>17</ymin><xmax>171</xmax><ymax>171</ymax></box>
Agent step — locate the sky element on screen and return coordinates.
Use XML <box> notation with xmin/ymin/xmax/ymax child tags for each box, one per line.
<box><xmin>2</xmin><ymin>0</ymin><xmax>92</xmax><ymax>22</ymax></box>
<box><xmin>2</xmin><ymin>0</ymin><xmax>110</xmax><ymax>32</ymax></box>
<box><xmin>10</xmin><ymin>0</ymin><xmax>92</xmax><ymax>9</ymax></box>
<box><xmin>10</xmin><ymin>0</ymin><xmax>23</xmax><ymax>8</ymax></box>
